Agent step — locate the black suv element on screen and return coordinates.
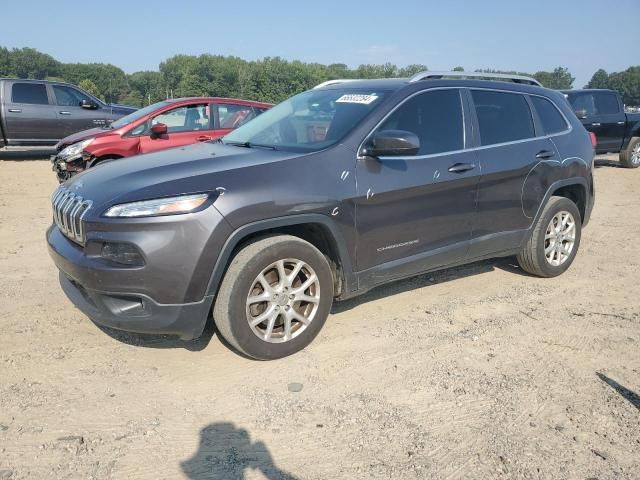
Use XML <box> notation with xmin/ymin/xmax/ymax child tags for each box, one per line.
<box><xmin>47</xmin><ymin>71</ymin><xmax>595</xmax><ymax>360</ymax></box>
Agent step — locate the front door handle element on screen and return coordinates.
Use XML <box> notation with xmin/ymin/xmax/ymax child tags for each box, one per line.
<box><xmin>448</xmin><ymin>162</ymin><xmax>476</xmax><ymax>173</ymax></box>
<box><xmin>591</xmin><ymin>122</ymin><xmax>601</xmax><ymax>126</ymax></box>
<box><xmin>617</xmin><ymin>121</ymin><xmax>625</xmax><ymax>125</ymax></box>
<box><xmin>8</xmin><ymin>108</ymin><xmax>21</xmax><ymax>113</ymax></box>
<box><xmin>196</xmin><ymin>135</ymin><xmax>212</xmax><ymax>142</ymax></box>
<box><xmin>535</xmin><ymin>150</ymin><xmax>555</xmax><ymax>159</ymax></box>
<box><xmin>59</xmin><ymin>111</ymin><xmax>71</xmax><ymax>115</ymax></box>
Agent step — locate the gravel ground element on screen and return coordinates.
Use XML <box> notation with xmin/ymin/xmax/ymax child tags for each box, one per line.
<box><xmin>0</xmin><ymin>154</ymin><xmax>638</xmax><ymax>480</ymax></box>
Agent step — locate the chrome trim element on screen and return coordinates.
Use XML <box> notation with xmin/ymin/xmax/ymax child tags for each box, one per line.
<box><xmin>409</xmin><ymin>70</ymin><xmax>542</xmax><ymax>87</ymax></box>
<box><xmin>51</xmin><ymin>186</ymin><xmax>92</xmax><ymax>245</ymax></box>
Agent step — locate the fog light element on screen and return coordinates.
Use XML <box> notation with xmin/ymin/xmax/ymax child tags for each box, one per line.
<box><xmin>101</xmin><ymin>242</ymin><xmax>145</xmax><ymax>266</ymax></box>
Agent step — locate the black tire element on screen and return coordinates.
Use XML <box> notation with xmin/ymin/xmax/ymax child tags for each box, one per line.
<box><xmin>213</xmin><ymin>235</ymin><xmax>334</xmax><ymax>360</ymax></box>
<box><xmin>517</xmin><ymin>196</ymin><xmax>582</xmax><ymax>278</ymax></box>
<box><xmin>619</xmin><ymin>137</ymin><xmax>640</xmax><ymax>168</ymax></box>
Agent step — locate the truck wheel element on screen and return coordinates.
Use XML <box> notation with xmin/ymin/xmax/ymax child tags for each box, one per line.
<box><xmin>517</xmin><ymin>196</ymin><xmax>582</xmax><ymax>278</ymax></box>
<box><xmin>213</xmin><ymin>235</ymin><xmax>334</xmax><ymax>360</ymax></box>
<box><xmin>619</xmin><ymin>137</ymin><xmax>640</xmax><ymax>168</ymax></box>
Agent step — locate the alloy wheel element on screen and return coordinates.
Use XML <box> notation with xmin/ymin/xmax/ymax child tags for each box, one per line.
<box><xmin>544</xmin><ymin>211</ymin><xmax>576</xmax><ymax>266</ymax></box>
<box><xmin>245</xmin><ymin>259</ymin><xmax>320</xmax><ymax>343</ymax></box>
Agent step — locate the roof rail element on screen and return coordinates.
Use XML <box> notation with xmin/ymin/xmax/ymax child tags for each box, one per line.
<box><xmin>408</xmin><ymin>71</ymin><xmax>542</xmax><ymax>87</ymax></box>
<box><xmin>313</xmin><ymin>79</ymin><xmax>359</xmax><ymax>89</ymax></box>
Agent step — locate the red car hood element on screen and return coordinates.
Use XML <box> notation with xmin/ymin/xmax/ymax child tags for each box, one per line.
<box><xmin>56</xmin><ymin>127</ymin><xmax>112</xmax><ymax>150</ymax></box>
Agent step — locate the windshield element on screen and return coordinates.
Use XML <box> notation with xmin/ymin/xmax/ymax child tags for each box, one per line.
<box><xmin>222</xmin><ymin>88</ymin><xmax>389</xmax><ymax>152</ymax></box>
<box><xmin>110</xmin><ymin>100</ymin><xmax>172</xmax><ymax>129</ymax></box>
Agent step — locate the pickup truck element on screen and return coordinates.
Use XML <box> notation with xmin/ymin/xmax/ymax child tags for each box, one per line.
<box><xmin>562</xmin><ymin>89</ymin><xmax>640</xmax><ymax>168</ymax></box>
<box><xmin>0</xmin><ymin>78</ymin><xmax>136</xmax><ymax>148</ymax></box>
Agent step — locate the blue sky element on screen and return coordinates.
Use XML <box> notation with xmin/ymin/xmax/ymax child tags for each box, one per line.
<box><xmin>1</xmin><ymin>0</ymin><xmax>638</xmax><ymax>88</ymax></box>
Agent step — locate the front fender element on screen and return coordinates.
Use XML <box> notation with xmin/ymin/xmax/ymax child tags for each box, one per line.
<box><xmin>204</xmin><ymin>214</ymin><xmax>356</xmax><ymax>300</ymax></box>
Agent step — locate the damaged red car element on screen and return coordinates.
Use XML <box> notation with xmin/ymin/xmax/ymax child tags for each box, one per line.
<box><xmin>51</xmin><ymin>96</ymin><xmax>272</xmax><ymax>182</ymax></box>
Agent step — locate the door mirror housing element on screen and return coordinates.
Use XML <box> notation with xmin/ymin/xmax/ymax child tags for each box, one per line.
<box><xmin>363</xmin><ymin>130</ymin><xmax>420</xmax><ymax>157</ymax></box>
<box><xmin>150</xmin><ymin>123</ymin><xmax>168</xmax><ymax>137</ymax></box>
<box><xmin>574</xmin><ymin>109</ymin><xmax>588</xmax><ymax>119</ymax></box>
<box><xmin>80</xmin><ymin>99</ymin><xmax>99</xmax><ymax>110</ymax></box>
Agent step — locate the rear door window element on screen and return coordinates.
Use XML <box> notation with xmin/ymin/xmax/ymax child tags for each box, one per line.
<box><xmin>376</xmin><ymin>89</ymin><xmax>464</xmax><ymax>155</ymax></box>
<box><xmin>471</xmin><ymin>90</ymin><xmax>535</xmax><ymax>146</ymax></box>
<box><xmin>530</xmin><ymin>96</ymin><xmax>568</xmax><ymax>135</ymax></box>
<box><xmin>11</xmin><ymin>83</ymin><xmax>49</xmax><ymax>104</ymax></box>
<box><xmin>592</xmin><ymin>92</ymin><xmax>619</xmax><ymax>114</ymax></box>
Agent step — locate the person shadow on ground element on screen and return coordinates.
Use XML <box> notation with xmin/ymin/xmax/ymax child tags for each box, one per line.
<box><xmin>180</xmin><ymin>422</ymin><xmax>299</xmax><ymax>480</ymax></box>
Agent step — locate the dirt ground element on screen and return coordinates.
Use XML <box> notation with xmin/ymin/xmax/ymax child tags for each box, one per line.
<box><xmin>0</xmin><ymin>153</ymin><xmax>638</xmax><ymax>480</ymax></box>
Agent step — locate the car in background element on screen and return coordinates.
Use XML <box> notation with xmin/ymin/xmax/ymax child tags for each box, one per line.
<box><xmin>51</xmin><ymin>97</ymin><xmax>273</xmax><ymax>181</ymax></box>
<box><xmin>0</xmin><ymin>78</ymin><xmax>136</xmax><ymax>148</ymax></box>
<box><xmin>562</xmin><ymin>89</ymin><xmax>640</xmax><ymax>168</ymax></box>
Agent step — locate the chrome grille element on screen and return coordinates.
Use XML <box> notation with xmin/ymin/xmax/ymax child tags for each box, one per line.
<box><xmin>51</xmin><ymin>187</ymin><xmax>92</xmax><ymax>244</ymax></box>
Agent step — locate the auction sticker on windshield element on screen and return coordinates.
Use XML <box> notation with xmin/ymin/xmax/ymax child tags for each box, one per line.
<box><xmin>336</xmin><ymin>94</ymin><xmax>379</xmax><ymax>104</ymax></box>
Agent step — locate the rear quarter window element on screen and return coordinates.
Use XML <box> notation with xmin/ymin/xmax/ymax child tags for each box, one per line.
<box><xmin>471</xmin><ymin>90</ymin><xmax>534</xmax><ymax>146</ymax></box>
<box><xmin>11</xmin><ymin>83</ymin><xmax>49</xmax><ymax>105</ymax></box>
<box><xmin>530</xmin><ymin>96</ymin><xmax>568</xmax><ymax>135</ymax></box>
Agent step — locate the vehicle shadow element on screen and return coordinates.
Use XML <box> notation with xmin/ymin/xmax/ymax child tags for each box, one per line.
<box><xmin>95</xmin><ymin>318</ymin><xmax>215</xmax><ymax>351</ymax></box>
<box><xmin>597</xmin><ymin>372</ymin><xmax>640</xmax><ymax>411</ymax></box>
<box><xmin>0</xmin><ymin>149</ymin><xmax>54</xmax><ymax>161</ymax></box>
<box><xmin>332</xmin><ymin>256</ymin><xmax>524</xmax><ymax>314</ymax></box>
<box><xmin>180</xmin><ymin>422</ymin><xmax>299</xmax><ymax>480</ymax></box>
<box><xmin>594</xmin><ymin>158</ymin><xmax>623</xmax><ymax>168</ymax></box>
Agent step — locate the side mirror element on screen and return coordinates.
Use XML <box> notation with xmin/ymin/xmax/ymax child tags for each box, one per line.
<box><xmin>574</xmin><ymin>109</ymin><xmax>588</xmax><ymax>119</ymax></box>
<box><xmin>150</xmin><ymin>123</ymin><xmax>168</xmax><ymax>137</ymax></box>
<box><xmin>363</xmin><ymin>130</ymin><xmax>420</xmax><ymax>157</ymax></box>
<box><xmin>80</xmin><ymin>99</ymin><xmax>98</xmax><ymax>110</ymax></box>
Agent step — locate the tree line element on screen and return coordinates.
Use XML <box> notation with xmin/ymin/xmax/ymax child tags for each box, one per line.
<box><xmin>1</xmin><ymin>46</ymin><xmax>638</xmax><ymax>107</ymax></box>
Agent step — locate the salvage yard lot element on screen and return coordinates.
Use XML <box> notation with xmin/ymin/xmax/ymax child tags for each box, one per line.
<box><xmin>0</xmin><ymin>155</ymin><xmax>638</xmax><ymax>479</ymax></box>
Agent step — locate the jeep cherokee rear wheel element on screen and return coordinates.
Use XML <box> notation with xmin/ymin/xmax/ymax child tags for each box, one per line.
<box><xmin>213</xmin><ymin>235</ymin><xmax>333</xmax><ymax>360</ymax></box>
<box><xmin>517</xmin><ymin>196</ymin><xmax>582</xmax><ymax>277</ymax></box>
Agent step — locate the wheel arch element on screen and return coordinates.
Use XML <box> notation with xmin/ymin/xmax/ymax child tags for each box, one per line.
<box><xmin>523</xmin><ymin>177</ymin><xmax>590</xmax><ymax>247</ymax></box>
<box><xmin>87</xmin><ymin>154</ymin><xmax>124</xmax><ymax>168</ymax></box>
<box><xmin>205</xmin><ymin>214</ymin><xmax>356</xmax><ymax>301</ymax></box>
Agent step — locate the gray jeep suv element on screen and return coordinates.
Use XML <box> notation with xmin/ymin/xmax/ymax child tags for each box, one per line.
<box><xmin>47</xmin><ymin>72</ymin><xmax>595</xmax><ymax>359</ymax></box>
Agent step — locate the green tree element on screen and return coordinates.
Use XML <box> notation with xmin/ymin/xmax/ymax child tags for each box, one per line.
<box><xmin>10</xmin><ymin>47</ymin><xmax>59</xmax><ymax>79</ymax></box>
<box><xmin>533</xmin><ymin>67</ymin><xmax>574</xmax><ymax>89</ymax></box>
<box><xmin>586</xmin><ymin>69</ymin><xmax>609</xmax><ymax>89</ymax></box>
<box><xmin>0</xmin><ymin>46</ymin><xmax>14</xmax><ymax>76</ymax></box>
<box><xmin>452</xmin><ymin>66</ymin><xmax>465</xmax><ymax>71</ymax></box>
<box><xmin>78</xmin><ymin>79</ymin><xmax>102</xmax><ymax>100</ymax></box>
<box><xmin>398</xmin><ymin>64</ymin><xmax>428</xmax><ymax>77</ymax></box>
<box><xmin>608</xmin><ymin>66</ymin><xmax>640</xmax><ymax>106</ymax></box>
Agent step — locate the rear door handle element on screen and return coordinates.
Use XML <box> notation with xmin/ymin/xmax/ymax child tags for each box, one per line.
<box><xmin>59</xmin><ymin>111</ymin><xmax>71</xmax><ymax>115</ymax></box>
<box><xmin>617</xmin><ymin>121</ymin><xmax>625</xmax><ymax>125</ymax></box>
<box><xmin>535</xmin><ymin>150</ymin><xmax>555</xmax><ymax>159</ymax></box>
<box><xmin>591</xmin><ymin>122</ymin><xmax>601</xmax><ymax>126</ymax></box>
<box><xmin>196</xmin><ymin>135</ymin><xmax>212</xmax><ymax>142</ymax></box>
<box><xmin>448</xmin><ymin>162</ymin><xmax>476</xmax><ymax>173</ymax></box>
<box><xmin>8</xmin><ymin>108</ymin><xmax>21</xmax><ymax>113</ymax></box>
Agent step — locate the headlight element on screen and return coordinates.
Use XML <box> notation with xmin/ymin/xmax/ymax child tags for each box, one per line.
<box><xmin>103</xmin><ymin>193</ymin><xmax>210</xmax><ymax>218</ymax></box>
<box><xmin>59</xmin><ymin>138</ymin><xmax>95</xmax><ymax>161</ymax></box>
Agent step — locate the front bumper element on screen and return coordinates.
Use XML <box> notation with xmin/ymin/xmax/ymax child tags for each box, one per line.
<box><xmin>46</xmin><ymin>205</ymin><xmax>232</xmax><ymax>339</ymax></box>
<box><xmin>58</xmin><ymin>271</ymin><xmax>213</xmax><ymax>340</ymax></box>
<box><xmin>50</xmin><ymin>153</ymin><xmax>84</xmax><ymax>182</ymax></box>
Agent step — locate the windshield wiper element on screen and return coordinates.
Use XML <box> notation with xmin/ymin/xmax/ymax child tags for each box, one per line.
<box><xmin>223</xmin><ymin>141</ymin><xmax>277</xmax><ymax>150</ymax></box>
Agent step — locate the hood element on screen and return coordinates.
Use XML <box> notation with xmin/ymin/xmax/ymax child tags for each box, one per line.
<box><xmin>64</xmin><ymin>142</ymin><xmax>300</xmax><ymax>215</ymax></box>
<box><xmin>56</xmin><ymin>127</ymin><xmax>111</xmax><ymax>150</ymax></box>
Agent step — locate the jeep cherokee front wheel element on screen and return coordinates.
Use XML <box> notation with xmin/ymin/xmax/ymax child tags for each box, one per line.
<box><xmin>213</xmin><ymin>235</ymin><xmax>334</xmax><ymax>359</ymax></box>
